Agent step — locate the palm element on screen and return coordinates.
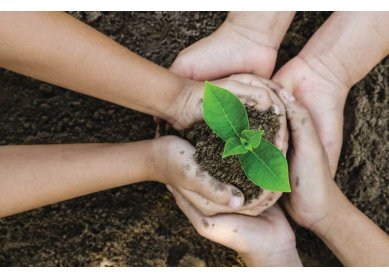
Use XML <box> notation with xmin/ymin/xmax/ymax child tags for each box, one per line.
<box><xmin>273</xmin><ymin>57</ymin><xmax>349</xmax><ymax>176</ymax></box>
<box><xmin>207</xmin><ymin>205</ymin><xmax>295</xmax><ymax>259</ymax></box>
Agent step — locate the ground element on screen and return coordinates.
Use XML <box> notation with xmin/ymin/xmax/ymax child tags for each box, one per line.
<box><xmin>0</xmin><ymin>12</ymin><xmax>387</xmax><ymax>266</ymax></box>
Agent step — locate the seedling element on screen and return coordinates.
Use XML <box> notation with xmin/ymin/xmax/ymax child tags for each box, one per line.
<box><xmin>203</xmin><ymin>81</ymin><xmax>291</xmax><ymax>192</ymax></box>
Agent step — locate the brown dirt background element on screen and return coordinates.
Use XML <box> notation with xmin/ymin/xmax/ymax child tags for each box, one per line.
<box><xmin>0</xmin><ymin>12</ymin><xmax>387</xmax><ymax>266</ymax></box>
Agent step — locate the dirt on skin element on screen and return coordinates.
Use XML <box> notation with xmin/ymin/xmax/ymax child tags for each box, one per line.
<box><xmin>182</xmin><ymin>107</ymin><xmax>280</xmax><ymax>203</ymax></box>
<box><xmin>0</xmin><ymin>12</ymin><xmax>388</xmax><ymax>267</ymax></box>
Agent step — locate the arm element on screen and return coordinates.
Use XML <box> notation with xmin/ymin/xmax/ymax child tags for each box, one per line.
<box><xmin>298</xmin><ymin>12</ymin><xmax>389</xmax><ymax>89</ymax></box>
<box><xmin>314</xmin><ymin>189</ymin><xmax>389</xmax><ymax>266</ymax></box>
<box><xmin>278</xmin><ymin>88</ymin><xmax>389</xmax><ymax>266</ymax></box>
<box><xmin>0</xmin><ymin>141</ymin><xmax>155</xmax><ymax>217</ymax></box>
<box><xmin>171</xmin><ymin>11</ymin><xmax>295</xmax><ymax>80</ymax></box>
<box><xmin>0</xmin><ymin>12</ymin><xmax>183</xmax><ymax>123</ymax></box>
<box><xmin>0</xmin><ymin>136</ymin><xmax>247</xmax><ymax>218</ymax></box>
<box><xmin>273</xmin><ymin>11</ymin><xmax>389</xmax><ymax>176</ymax></box>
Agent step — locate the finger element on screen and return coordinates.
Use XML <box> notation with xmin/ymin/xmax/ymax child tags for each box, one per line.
<box><xmin>171</xmin><ymin>187</ymin><xmax>243</xmax><ymax>248</ymax></box>
<box><xmin>172</xmin><ymin>139</ymin><xmax>245</xmax><ymax>209</ymax></box>
<box><xmin>269</xmin><ymin>93</ymin><xmax>288</xmax><ymax>154</ymax></box>
<box><xmin>226</xmin><ymin>75</ymin><xmax>288</xmax><ymax>153</ymax></box>
<box><xmin>237</xmin><ymin>191</ymin><xmax>282</xmax><ymax>216</ymax></box>
<box><xmin>179</xmin><ymin>189</ymin><xmax>243</xmax><ymax>216</ymax></box>
<box><xmin>215</xmin><ymin>79</ymin><xmax>273</xmax><ymax>111</ymax></box>
<box><xmin>182</xmin><ymin>157</ymin><xmax>245</xmax><ymax>209</ymax></box>
<box><xmin>169</xmin><ymin>186</ymin><xmax>207</xmax><ymax>226</ymax></box>
<box><xmin>279</xmin><ymin>89</ymin><xmax>324</xmax><ymax>155</ymax></box>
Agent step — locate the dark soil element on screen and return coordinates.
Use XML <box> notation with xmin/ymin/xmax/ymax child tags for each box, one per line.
<box><xmin>0</xmin><ymin>12</ymin><xmax>387</xmax><ymax>267</ymax></box>
<box><xmin>182</xmin><ymin>106</ymin><xmax>280</xmax><ymax>203</ymax></box>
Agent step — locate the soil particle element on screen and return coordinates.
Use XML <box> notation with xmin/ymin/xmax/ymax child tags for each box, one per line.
<box><xmin>182</xmin><ymin>106</ymin><xmax>280</xmax><ymax>203</ymax></box>
<box><xmin>0</xmin><ymin>12</ymin><xmax>387</xmax><ymax>267</ymax></box>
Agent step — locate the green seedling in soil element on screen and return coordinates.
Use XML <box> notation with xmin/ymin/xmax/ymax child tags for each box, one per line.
<box><xmin>203</xmin><ymin>81</ymin><xmax>291</xmax><ymax>192</ymax></box>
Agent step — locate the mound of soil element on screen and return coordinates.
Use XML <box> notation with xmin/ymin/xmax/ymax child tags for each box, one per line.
<box><xmin>0</xmin><ymin>12</ymin><xmax>387</xmax><ymax>267</ymax></box>
<box><xmin>182</xmin><ymin>106</ymin><xmax>280</xmax><ymax>203</ymax></box>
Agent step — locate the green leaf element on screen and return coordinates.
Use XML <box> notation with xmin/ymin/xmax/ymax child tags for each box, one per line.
<box><xmin>203</xmin><ymin>81</ymin><xmax>249</xmax><ymax>141</ymax></box>
<box><xmin>240</xmin><ymin>137</ymin><xmax>253</xmax><ymax>151</ymax></box>
<box><xmin>222</xmin><ymin>137</ymin><xmax>248</xmax><ymax>158</ymax></box>
<box><xmin>238</xmin><ymin>139</ymin><xmax>290</xmax><ymax>192</ymax></box>
<box><xmin>241</xmin><ymin>129</ymin><xmax>264</xmax><ymax>150</ymax></box>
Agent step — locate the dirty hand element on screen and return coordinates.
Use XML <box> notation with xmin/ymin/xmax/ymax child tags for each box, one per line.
<box><xmin>273</xmin><ymin>58</ymin><xmax>349</xmax><ymax>177</ymax></box>
<box><xmin>278</xmin><ymin>88</ymin><xmax>343</xmax><ymax>231</ymax></box>
<box><xmin>166</xmin><ymin>74</ymin><xmax>289</xmax><ymax>216</ymax></box>
<box><xmin>168</xmin><ymin>186</ymin><xmax>302</xmax><ymax>266</ymax></box>
<box><xmin>167</xmin><ymin>74</ymin><xmax>288</xmax><ymax>152</ymax></box>
<box><xmin>170</xmin><ymin>15</ymin><xmax>277</xmax><ymax>80</ymax></box>
<box><xmin>152</xmin><ymin>135</ymin><xmax>246</xmax><ymax>215</ymax></box>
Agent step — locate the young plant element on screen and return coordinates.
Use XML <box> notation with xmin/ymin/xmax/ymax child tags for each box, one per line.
<box><xmin>203</xmin><ymin>81</ymin><xmax>291</xmax><ymax>192</ymax></box>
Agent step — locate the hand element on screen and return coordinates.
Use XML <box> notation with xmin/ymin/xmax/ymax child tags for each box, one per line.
<box><xmin>273</xmin><ymin>57</ymin><xmax>349</xmax><ymax>176</ymax></box>
<box><xmin>153</xmin><ymin>135</ymin><xmax>280</xmax><ymax>216</ymax></box>
<box><xmin>166</xmin><ymin>74</ymin><xmax>288</xmax><ymax>153</ymax></box>
<box><xmin>164</xmin><ymin>75</ymin><xmax>289</xmax><ymax>216</ymax></box>
<box><xmin>278</xmin><ymin>88</ymin><xmax>343</xmax><ymax>231</ymax></box>
<box><xmin>152</xmin><ymin>135</ymin><xmax>245</xmax><ymax>215</ymax></box>
<box><xmin>168</xmin><ymin>186</ymin><xmax>302</xmax><ymax>267</ymax></box>
<box><xmin>170</xmin><ymin>16</ymin><xmax>277</xmax><ymax>81</ymax></box>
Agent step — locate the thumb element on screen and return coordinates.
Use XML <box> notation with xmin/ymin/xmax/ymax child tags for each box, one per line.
<box><xmin>279</xmin><ymin>89</ymin><xmax>324</xmax><ymax>156</ymax></box>
<box><xmin>170</xmin><ymin>53</ymin><xmax>196</xmax><ymax>79</ymax></box>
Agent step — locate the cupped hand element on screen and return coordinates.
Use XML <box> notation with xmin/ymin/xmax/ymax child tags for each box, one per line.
<box><xmin>170</xmin><ymin>17</ymin><xmax>277</xmax><ymax>81</ymax></box>
<box><xmin>152</xmin><ymin>135</ymin><xmax>245</xmax><ymax>215</ymax></box>
<box><xmin>168</xmin><ymin>186</ymin><xmax>302</xmax><ymax>266</ymax></box>
<box><xmin>166</xmin><ymin>74</ymin><xmax>288</xmax><ymax>153</ymax></box>
<box><xmin>165</xmin><ymin>75</ymin><xmax>289</xmax><ymax>216</ymax></box>
<box><xmin>278</xmin><ymin>88</ymin><xmax>343</xmax><ymax>231</ymax></box>
<box><xmin>273</xmin><ymin>57</ymin><xmax>349</xmax><ymax>176</ymax></box>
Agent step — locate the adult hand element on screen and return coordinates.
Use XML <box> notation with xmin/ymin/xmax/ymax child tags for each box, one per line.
<box><xmin>169</xmin><ymin>186</ymin><xmax>302</xmax><ymax>266</ymax></box>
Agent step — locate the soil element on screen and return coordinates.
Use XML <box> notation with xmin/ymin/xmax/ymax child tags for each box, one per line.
<box><xmin>182</xmin><ymin>106</ymin><xmax>280</xmax><ymax>203</ymax></box>
<box><xmin>0</xmin><ymin>12</ymin><xmax>388</xmax><ymax>267</ymax></box>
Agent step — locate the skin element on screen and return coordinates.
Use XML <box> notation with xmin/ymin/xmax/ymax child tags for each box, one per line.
<box><xmin>171</xmin><ymin>11</ymin><xmax>295</xmax><ymax>80</ymax></box>
<box><xmin>279</xmin><ymin>89</ymin><xmax>389</xmax><ymax>266</ymax></box>
<box><xmin>171</xmin><ymin>89</ymin><xmax>389</xmax><ymax>266</ymax></box>
<box><xmin>0</xmin><ymin>12</ymin><xmax>288</xmax><ymax>217</ymax></box>
<box><xmin>172</xmin><ymin>11</ymin><xmax>389</xmax><ymax>176</ymax></box>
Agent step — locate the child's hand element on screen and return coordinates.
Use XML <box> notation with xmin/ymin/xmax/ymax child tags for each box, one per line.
<box><xmin>152</xmin><ymin>136</ymin><xmax>245</xmax><ymax>215</ymax></box>
<box><xmin>273</xmin><ymin>58</ymin><xmax>348</xmax><ymax>177</ymax></box>
<box><xmin>166</xmin><ymin>74</ymin><xmax>289</xmax><ymax>154</ymax></box>
<box><xmin>279</xmin><ymin>89</ymin><xmax>342</xmax><ymax>232</ymax></box>
<box><xmin>153</xmin><ymin>136</ymin><xmax>280</xmax><ymax>217</ymax></box>
<box><xmin>170</xmin><ymin>16</ymin><xmax>277</xmax><ymax>81</ymax></box>
<box><xmin>168</xmin><ymin>186</ymin><xmax>302</xmax><ymax>266</ymax></box>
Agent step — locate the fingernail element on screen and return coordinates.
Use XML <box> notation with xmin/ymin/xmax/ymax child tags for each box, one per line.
<box><xmin>273</xmin><ymin>104</ymin><xmax>281</xmax><ymax>115</ymax></box>
<box><xmin>280</xmin><ymin>89</ymin><xmax>295</xmax><ymax>102</ymax></box>
<box><xmin>229</xmin><ymin>190</ymin><xmax>244</xmax><ymax>208</ymax></box>
<box><xmin>166</xmin><ymin>185</ymin><xmax>173</xmax><ymax>193</ymax></box>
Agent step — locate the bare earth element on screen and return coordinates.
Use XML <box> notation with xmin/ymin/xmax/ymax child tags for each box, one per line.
<box><xmin>0</xmin><ymin>12</ymin><xmax>387</xmax><ymax>266</ymax></box>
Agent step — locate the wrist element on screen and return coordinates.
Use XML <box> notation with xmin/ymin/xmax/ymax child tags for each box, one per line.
<box><xmin>310</xmin><ymin>182</ymin><xmax>351</xmax><ymax>237</ymax></box>
<box><xmin>165</xmin><ymin>79</ymin><xmax>204</xmax><ymax>130</ymax></box>
<box><xmin>241</xmin><ymin>247</ymin><xmax>302</xmax><ymax>267</ymax></box>
<box><xmin>225</xmin><ymin>12</ymin><xmax>294</xmax><ymax>50</ymax></box>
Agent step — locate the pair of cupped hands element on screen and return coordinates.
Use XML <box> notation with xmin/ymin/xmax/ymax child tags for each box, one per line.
<box><xmin>153</xmin><ymin>20</ymin><xmax>346</xmax><ymax>265</ymax></box>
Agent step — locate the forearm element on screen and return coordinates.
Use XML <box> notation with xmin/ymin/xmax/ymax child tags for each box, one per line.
<box><xmin>0</xmin><ymin>140</ymin><xmax>156</xmax><ymax>218</ymax></box>
<box><xmin>0</xmin><ymin>12</ymin><xmax>184</xmax><ymax>120</ymax></box>
<box><xmin>313</xmin><ymin>186</ymin><xmax>389</xmax><ymax>266</ymax></box>
<box><xmin>298</xmin><ymin>12</ymin><xmax>389</xmax><ymax>90</ymax></box>
<box><xmin>226</xmin><ymin>11</ymin><xmax>295</xmax><ymax>51</ymax></box>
